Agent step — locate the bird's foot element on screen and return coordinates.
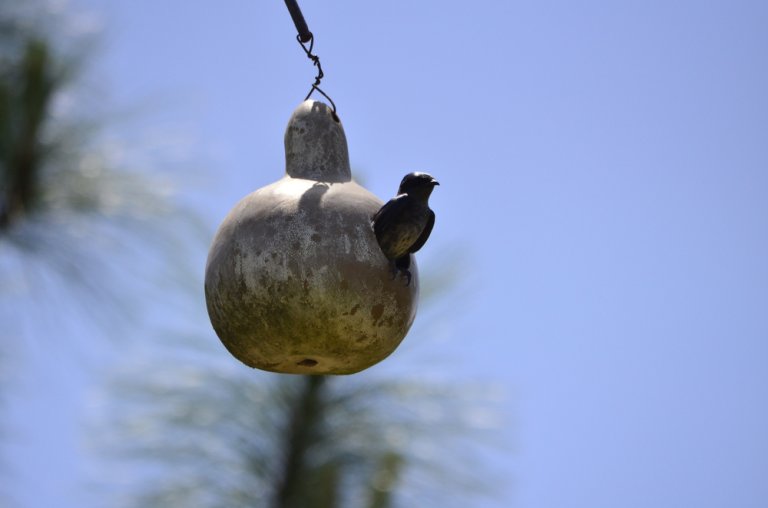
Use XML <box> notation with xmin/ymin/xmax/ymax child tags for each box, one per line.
<box><xmin>387</xmin><ymin>263</ymin><xmax>412</xmax><ymax>286</ymax></box>
<box><xmin>389</xmin><ymin>256</ymin><xmax>413</xmax><ymax>286</ymax></box>
<box><xmin>399</xmin><ymin>268</ymin><xmax>412</xmax><ymax>287</ymax></box>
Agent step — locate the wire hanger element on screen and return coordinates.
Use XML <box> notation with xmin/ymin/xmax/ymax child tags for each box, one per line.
<box><xmin>283</xmin><ymin>0</ymin><xmax>337</xmax><ymax>116</ymax></box>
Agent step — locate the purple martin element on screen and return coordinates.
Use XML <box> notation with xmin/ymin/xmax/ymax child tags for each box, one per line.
<box><xmin>372</xmin><ymin>172</ymin><xmax>439</xmax><ymax>285</ymax></box>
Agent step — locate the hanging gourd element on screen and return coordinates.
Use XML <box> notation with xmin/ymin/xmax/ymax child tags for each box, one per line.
<box><xmin>204</xmin><ymin>1</ymin><xmax>438</xmax><ymax>375</ymax></box>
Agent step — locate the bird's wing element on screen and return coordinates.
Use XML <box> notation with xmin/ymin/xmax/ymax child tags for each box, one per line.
<box><xmin>409</xmin><ymin>210</ymin><xmax>435</xmax><ymax>253</ymax></box>
<box><xmin>372</xmin><ymin>195</ymin><xmax>408</xmax><ymax>237</ymax></box>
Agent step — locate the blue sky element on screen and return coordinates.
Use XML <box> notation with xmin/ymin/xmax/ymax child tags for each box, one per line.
<box><xmin>8</xmin><ymin>0</ymin><xmax>768</xmax><ymax>506</ymax></box>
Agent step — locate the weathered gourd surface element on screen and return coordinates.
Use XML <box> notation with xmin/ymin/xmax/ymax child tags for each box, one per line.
<box><xmin>205</xmin><ymin>101</ymin><xmax>418</xmax><ymax>374</ymax></box>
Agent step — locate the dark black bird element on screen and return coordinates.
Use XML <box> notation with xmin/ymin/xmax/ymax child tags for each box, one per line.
<box><xmin>372</xmin><ymin>172</ymin><xmax>439</xmax><ymax>285</ymax></box>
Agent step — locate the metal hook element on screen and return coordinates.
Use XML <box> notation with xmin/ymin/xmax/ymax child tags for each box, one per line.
<box><xmin>297</xmin><ymin>35</ymin><xmax>337</xmax><ymax>115</ymax></box>
<box><xmin>284</xmin><ymin>0</ymin><xmax>337</xmax><ymax>116</ymax></box>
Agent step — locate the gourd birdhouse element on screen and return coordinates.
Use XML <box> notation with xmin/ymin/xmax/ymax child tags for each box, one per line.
<box><xmin>205</xmin><ymin>101</ymin><xmax>419</xmax><ymax>375</ymax></box>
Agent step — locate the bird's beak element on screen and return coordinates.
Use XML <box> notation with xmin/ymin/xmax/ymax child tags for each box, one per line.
<box><xmin>432</xmin><ymin>179</ymin><xmax>440</xmax><ymax>186</ymax></box>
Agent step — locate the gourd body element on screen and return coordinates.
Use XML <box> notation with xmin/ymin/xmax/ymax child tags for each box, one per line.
<box><xmin>204</xmin><ymin>101</ymin><xmax>418</xmax><ymax>374</ymax></box>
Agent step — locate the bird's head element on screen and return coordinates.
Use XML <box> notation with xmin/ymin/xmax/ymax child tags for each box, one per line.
<box><xmin>398</xmin><ymin>172</ymin><xmax>440</xmax><ymax>198</ymax></box>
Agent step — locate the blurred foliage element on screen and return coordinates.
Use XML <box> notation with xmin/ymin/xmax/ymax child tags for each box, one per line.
<box><xmin>0</xmin><ymin>3</ymin><xmax>204</xmax><ymax>502</ymax></box>
<box><xmin>94</xmin><ymin>333</ymin><xmax>501</xmax><ymax>508</ymax></box>
<box><xmin>0</xmin><ymin>36</ymin><xmax>57</xmax><ymax>228</ymax></box>
<box><xmin>1</xmin><ymin>1</ymin><xmax>91</xmax><ymax>230</ymax></box>
<box><xmin>0</xmin><ymin>1</ymin><xmax>204</xmax><ymax>338</ymax></box>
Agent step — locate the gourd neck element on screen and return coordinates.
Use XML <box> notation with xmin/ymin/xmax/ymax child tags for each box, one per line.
<box><xmin>284</xmin><ymin>100</ymin><xmax>351</xmax><ymax>183</ymax></box>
